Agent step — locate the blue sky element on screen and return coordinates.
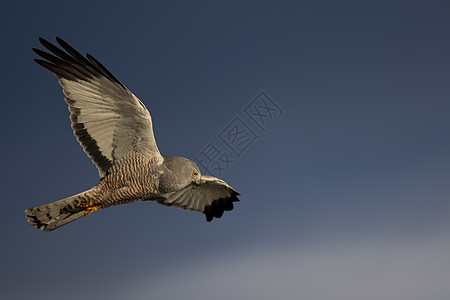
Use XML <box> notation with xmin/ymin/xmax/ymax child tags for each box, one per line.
<box><xmin>1</xmin><ymin>1</ymin><xmax>450</xmax><ymax>299</ymax></box>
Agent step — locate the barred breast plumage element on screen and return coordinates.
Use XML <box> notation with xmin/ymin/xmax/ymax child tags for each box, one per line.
<box><xmin>82</xmin><ymin>153</ymin><xmax>161</xmax><ymax>208</ymax></box>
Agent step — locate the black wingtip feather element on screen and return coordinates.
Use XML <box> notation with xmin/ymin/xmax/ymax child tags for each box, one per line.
<box><xmin>34</xmin><ymin>59</ymin><xmax>79</xmax><ymax>81</ymax></box>
<box><xmin>55</xmin><ymin>37</ymin><xmax>91</xmax><ymax>66</ymax></box>
<box><xmin>55</xmin><ymin>37</ymin><xmax>121</xmax><ymax>86</ymax></box>
<box><xmin>203</xmin><ymin>193</ymin><xmax>240</xmax><ymax>222</ymax></box>
<box><xmin>34</xmin><ymin>36</ymin><xmax>126</xmax><ymax>89</ymax></box>
<box><xmin>33</xmin><ymin>48</ymin><xmax>91</xmax><ymax>80</ymax></box>
<box><xmin>85</xmin><ymin>52</ymin><xmax>126</xmax><ymax>89</ymax></box>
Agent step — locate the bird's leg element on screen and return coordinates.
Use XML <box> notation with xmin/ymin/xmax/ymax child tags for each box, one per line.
<box><xmin>80</xmin><ymin>202</ymin><xmax>101</xmax><ymax>217</ymax></box>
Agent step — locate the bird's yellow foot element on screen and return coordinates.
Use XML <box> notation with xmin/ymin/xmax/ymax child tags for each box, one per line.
<box><xmin>80</xmin><ymin>202</ymin><xmax>101</xmax><ymax>217</ymax></box>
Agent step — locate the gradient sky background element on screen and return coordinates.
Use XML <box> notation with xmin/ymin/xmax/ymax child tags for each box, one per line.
<box><xmin>1</xmin><ymin>1</ymin><xmax>450</xmax><ymax>299</ymax></box>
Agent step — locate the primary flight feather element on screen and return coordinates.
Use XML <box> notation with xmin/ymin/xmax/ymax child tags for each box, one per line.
<box><xmin>26</xmin><ymin>37</ymin><xmax>240</xmax><ymax>231</ymax></box>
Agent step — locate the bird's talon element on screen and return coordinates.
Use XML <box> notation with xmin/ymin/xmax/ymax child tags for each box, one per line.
<box><xmin>80</xmin><ymin>202</ymin><xmax>101</xmax><ymax>217</ymax></box>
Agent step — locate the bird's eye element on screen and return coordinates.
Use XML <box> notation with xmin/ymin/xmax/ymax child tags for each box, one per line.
<box><xmin>193</xmin><ymin>171</ymin><xmax>198</xmax><ymax>177</ymax></box>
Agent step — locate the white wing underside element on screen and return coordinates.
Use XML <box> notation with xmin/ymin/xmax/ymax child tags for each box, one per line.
<box><xmin>62</xmin><ymin>76</ymin><xmax>160</xmax><ymax>176</ymax></box>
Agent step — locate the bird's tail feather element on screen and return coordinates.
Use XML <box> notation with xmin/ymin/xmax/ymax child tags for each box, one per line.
<box><xmin>25</xmin><ymin>189</ymin><xmax>95</xmax><ymax>231</ymax></box>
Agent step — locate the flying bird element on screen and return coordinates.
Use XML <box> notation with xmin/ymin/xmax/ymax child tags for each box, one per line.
<box><xmin>25</xmin><ymin>37</ymin><xmax>240</xmax><ymax>231</ymax></box>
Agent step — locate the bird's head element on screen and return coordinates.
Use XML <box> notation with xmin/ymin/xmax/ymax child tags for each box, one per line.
<box><xmin>158</xmin><ymin>156</ymin><xmax>202</xmax><ymax>192</ymax></box>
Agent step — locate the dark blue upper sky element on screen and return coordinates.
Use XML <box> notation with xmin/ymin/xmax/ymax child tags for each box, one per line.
<box><xmin>1</xmin><ymin>1</ymin><xmax>450</xmax><ymax>299</ymax></box>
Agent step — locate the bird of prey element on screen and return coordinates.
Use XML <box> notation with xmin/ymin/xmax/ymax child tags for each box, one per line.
<box><xmin>25</xmin><ymin>37</ymin><xmax>240</xmax><ymax>231</ymax></box>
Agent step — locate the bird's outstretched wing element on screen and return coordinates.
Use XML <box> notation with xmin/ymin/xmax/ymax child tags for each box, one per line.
<box><xmin>152</xmin><ymin>175</ymin><xmax>240</xmax><ymax>221</ymax></box>
<box><xmin>33</xmin><ymin>37</ymin><xmax>161</xmax><ymax>177</ymax></box>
